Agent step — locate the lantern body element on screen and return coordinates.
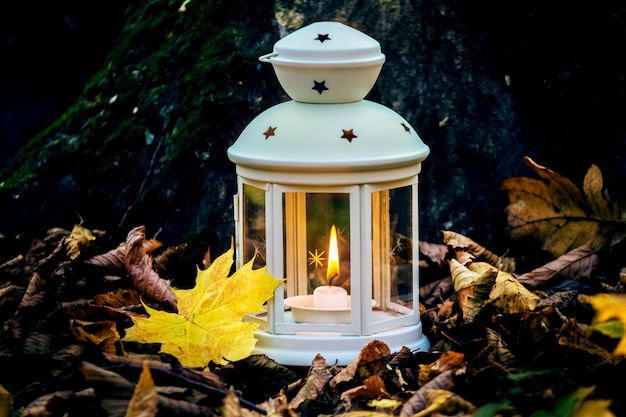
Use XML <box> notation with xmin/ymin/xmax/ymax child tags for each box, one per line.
<box><xmin>227</xmin><ymin>22</ymin><xmax>430</xmax><ymax>366</ymax></box>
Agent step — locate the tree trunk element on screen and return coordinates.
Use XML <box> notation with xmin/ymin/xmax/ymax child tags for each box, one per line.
<box><xmin>1</xmin><ymin>0</ymin><xmax>624</xmax><ymax>262</ymax></box>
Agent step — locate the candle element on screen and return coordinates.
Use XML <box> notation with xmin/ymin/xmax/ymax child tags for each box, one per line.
<box><xmin>312</xmin><ymin>224</ymin><xmax>348</xmax><ymax>309</ymax></box>
<box><xmin>313</xmin><ymin>285</ymin><xmax>348</xmax><ymax>309</ymax></box>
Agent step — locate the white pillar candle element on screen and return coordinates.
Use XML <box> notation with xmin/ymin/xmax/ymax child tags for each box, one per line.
<box><xmin>313</xmin><ymin>285</ymin><xmax>348</xmax><ymax>309</ymax></box>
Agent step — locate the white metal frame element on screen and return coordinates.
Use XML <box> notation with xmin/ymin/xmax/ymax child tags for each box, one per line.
<box><xmin>238</xmin><ymin>175</ymin><xmax>422</xmax><ymax>338</ymax></box>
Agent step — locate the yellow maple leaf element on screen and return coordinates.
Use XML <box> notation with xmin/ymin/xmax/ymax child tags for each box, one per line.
<box><xmin>123</xmin><ymin>245</ymin><xmax>283</xmax><ymax>367</ymax></box>
<box><xmin>582</xmin><ymin>293</ymin><xmax>626</xmax><ymax>357</ymax></box>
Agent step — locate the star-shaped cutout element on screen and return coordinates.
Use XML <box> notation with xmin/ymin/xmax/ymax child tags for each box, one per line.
<box><xmin>341</xmin><ymin>129</ymin><xmax>357</xmax><ymax>142</ymax></box>
<box><xmin>393</xmin><ymin>233</ymin><xmax>404</xmax><ymax>253</ymax></box>
<box><xmin>401</xmin><ymin>122</ymin><xmax>411</xmax><ymax>133</ymax></box>
<box><xmin>253</xmin><ymin>237</ymin><xmax>266</xmax><ymax>262</ymax></box>
<box><xmin>263</xmin><ymin>126</ymin><xmax>276</xmax><ymax>139</ymax></box>
<box><xmin>315</xmin><ymin>33</ymin><xmax>331</xmax><ymax>43</ymax></box>
<box><xmin>312</xmin><ymin>80</ymin><xmax>329</xmax><ymax>94</ymax></box>
<box><xmin>308</xmin><ymin>249</ymin><xmax>326</xmax><ymax>268</ymax></box>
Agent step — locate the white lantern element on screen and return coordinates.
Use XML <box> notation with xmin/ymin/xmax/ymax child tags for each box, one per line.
<box><xmin>227</xmin><ymin>21</ymin><xmax>430</xmax><ymax>366</ymax></box>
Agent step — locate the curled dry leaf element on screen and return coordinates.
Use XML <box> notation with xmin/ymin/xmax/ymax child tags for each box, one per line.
<box><xmin>469</xmin><ymin>262</ymin><xmax>540</xmax><ymax>313</ymax></box>
<box><xmin>449</xmin><ymin>259</ymin><xmax>497</xmax><ymax>323</ymax></box>
<box><xmin>124</xmin><ymin>226</ymin><xmax>177</xmax><ymax>312</ymax></box>
<box><xmin>442</xmin><ymin>230</ymin><xmax>516</xmax><ymax>273</ymax></box>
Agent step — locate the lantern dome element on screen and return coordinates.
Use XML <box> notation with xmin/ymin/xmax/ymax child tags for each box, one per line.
<box><xmin>228</xmin><ymin>100</ymin><xmax>430</xmax><ymax>185</ymax></box>
<box><xmin>259</xmin><ymin>21</ymin><xmax>385</xmax><ymax>103</ymax></box>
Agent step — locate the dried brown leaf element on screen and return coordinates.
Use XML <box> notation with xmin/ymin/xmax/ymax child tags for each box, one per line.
<box><xmin>340</xmin><ymin>374</ymin><xmax>389</xmax><ymax>400</ymax></box>
<box><xmin>516</xmin><ymin>244</ymin><xmax>599</xmax><ymax>288</ymax></box>
<box><xmin>19</xmin><ymin>389</ymin><xmax>93</xmax><ymax>417</ymax></box>
<box><xmin>449</xmin><ymin>259</ymin><xmax>497</xmax><ymax>323</ymax></box>
<box><xmin>485</xmin><ymin>327</ymin><xmax>518</xmax><ymax>370</ymax></box>
<box><xmin>80</xmin><ymin>361</ymin><xmax>135</xmax><ymax>398</ymax></box>
<box><xmin>442</xmin><ymin>230</ymin><xmax>516</xmax><ymax>272</ymax></box>
<box><xmin>0</xmin><ymin>254</ymin><xmax>26</xmax><ymax>275</ymax></box>
<box><xmin>85</xmin><ymin>242</ymin><xmax>126</xmax><ymax>270</ymax></box>
<box><xmin>153</xmin><ymin>243</ymin><xmax>187</xmax><ymax>278</ymax></box>
<box><xmin>418</xmin><ymin>351</ymin><xmax>466</xmax><ymax>389</ymax></box>
<box><xmin>124</xmin><ymin>361</ymin><xmax>158</xmax><ymax>417</ymax></box>
<box><xmin>69</xmin><ymin>319</ymin><xmax>120</xmax><ymax>354</ymax></box>
<box><xmin>0</xmin><ymin>284</ymin><xmax>25</xmax><ymax>319</ymax></box>
<box><xmin>399</xmin><ymin>369</ymin><xmax>456</xmax><ymax>416</ymax></box>
<box><xmin>419</xmin><ymin>276</ymin><xmax>453</xmax><ymax>307</ymax></box>
<box><xmin>221</xmin><ymin>389</ymin><xmax>248</xmax><ymax>417</ymax></box>
<box><xmin>410</xmin><ymin>389</ymin><xmax>476</xmax><ymax>417</ymax></box>
<box><xmin>557</xmin><ymin>318</ymin><xmax>618</xmax><ymax>364</ymax></box>
<box><xmin>502</xmin><ymin>156</ymin><xmax>626</xmax><ymax>257</ymax></box>
<box><xmin>289</xmin><ymin>354</ymin><xmax>332</xmax><ymax>410</ymax></box>
<box><xmin>259</xmin><ymin>390</ymin><xmax>298</xmax><ymax>417</ymax></box>
<box><xmin>93</xmin><ymin>288</ymin><xmax>142</xmax><ymax>308</ymax></box>
<box><xmin>418</xmin><ymin>241</ymin><xmax>448</xmax><ymax>266</ymax></box>
<box><xmin>8</xmin><ymin>272</ymin><xmax>58</xmax><ymax>341</ymax></box>
<box><xmin>22</xmin><ymin>332</ymin><xmax>54</xmax><ymax>355</ymax></box>
<box><xmin>141</xmin><ymin>238</ymin><xmax>163</xmax><ymax>255</ymax></box>
<box><xmin>467</xmin><ymin>262</ymin><xmax>540</xmax><ymax>313</ymax></box>
<box><xmin>334</xmin><ymin>412</ymin><xmax>393</xmax><ymax>417</ymax></box>
<box><xmin>428</xmin><ymin>351</ymin><xmax>465</xmax><ymax>376</ymax></box>
<box><xmin>331</xmin><ymin>340</ymin><xmax>391</xmax><ymax>388</ymax></box>
<box><xmin>124</xmin><ymin>226</ymin><xmax>177</xmax><ymax>312</ymax></box>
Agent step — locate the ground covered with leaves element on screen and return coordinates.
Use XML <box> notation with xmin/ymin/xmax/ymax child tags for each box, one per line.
<box><xmin>2</xmin><ymin>156</ymin><xmax>626</xmax><ymax>417</ymax></box>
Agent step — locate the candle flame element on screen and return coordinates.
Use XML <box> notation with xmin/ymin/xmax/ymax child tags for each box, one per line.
<box><xmin>326</xmin><ymin>225</ymin><xmax>340</xmax><ymax>283</ymax></box>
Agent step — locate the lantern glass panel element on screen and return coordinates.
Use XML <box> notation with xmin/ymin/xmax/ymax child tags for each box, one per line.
<box><xmin>372</xmin><ymin>185</ymin><xmax>414</xmax><ymax>315</ymax></box>
<box><xmin>242</xmin><ymin>183</ymin><xmax>266</xmax><ymax>269</ymax></box>
<box><xmin>282</xmin><ymin>191</ymin><xmax>350</xmax><ymax>298</ymax></box>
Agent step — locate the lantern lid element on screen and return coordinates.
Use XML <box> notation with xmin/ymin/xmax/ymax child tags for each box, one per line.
<box><xmin>227</xmin><ymin>100</ymin><xmax>430</xmax><ymax>185</ymax></box>
<box><xmin>261</xmin><ymin>21</ymin><xmax>385</xmax><ymax>68</ymax></box>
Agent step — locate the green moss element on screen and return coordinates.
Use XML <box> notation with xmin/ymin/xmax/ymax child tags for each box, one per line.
<box><xmin>0</xmin><ymin>0</ymin><xmax>282</xmax><ymax>253</ymax></box>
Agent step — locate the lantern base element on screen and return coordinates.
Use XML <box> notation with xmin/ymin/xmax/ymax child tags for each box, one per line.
<box><xmin>252</xmin><ymin>324</ymin><xmax>430</xmax><ymax>366</ymax></box>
